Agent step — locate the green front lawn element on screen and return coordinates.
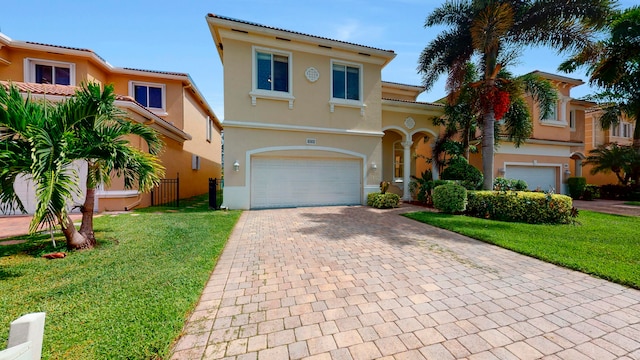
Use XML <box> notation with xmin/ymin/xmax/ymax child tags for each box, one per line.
<box><xmin>624</xmin><ymin>201</ymin><xmax>640</xmax><ymax>206</ymax></box>
<box><xmin>404</xmin><ymin>210</ymin><xmax>640</xmax><ymax>289</ymax></box>
<box><xmin>0</xmin><ymin>195</ymin><xmax>241</xmax><ymax>359</ymax></box>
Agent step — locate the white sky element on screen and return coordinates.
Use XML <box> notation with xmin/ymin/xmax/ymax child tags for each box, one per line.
<box><xmin>1</xmin><ymin>0</ymin><xmax>635</xmax><ymax>119</ymax></box>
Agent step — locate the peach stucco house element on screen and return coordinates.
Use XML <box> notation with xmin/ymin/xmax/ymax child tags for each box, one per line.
<box><xmin>583</xmin><ymin>109</ymin><xmax>636</xmax><ymax>185</ymax></box>
<box><xmin>0</xmin><ymin>32</ymin><xmax>222</xmax><ymax>213</ymax></box>
<box><xmin>206</xmin><ymin>14</ymin><xmax>602</xmax><ymax>209</ymax></box>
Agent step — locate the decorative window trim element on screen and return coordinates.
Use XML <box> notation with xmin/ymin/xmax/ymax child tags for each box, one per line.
<box><xmin>24</xmin><ymin>58</ymin><xmax>76</xmax><ymax>85</ymax></box>
<box><xmin>330</xmin><ymin>59</ymin><xmax>364</xmax><ymax>115</ymax></box>
<box><xmin>251</xmin><ymin>46</ymin><xmax>294</xmax><ymax>109</ymax></box>
<box><xmin>128</xmin><ymin>81</ymin><xmax>167</xmax><ymax>115</ymax></box>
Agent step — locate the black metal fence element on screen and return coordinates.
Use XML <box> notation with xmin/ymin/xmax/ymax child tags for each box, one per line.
<box><xmin>151</xmin><ymin>174</ymin><xmax>180</xmax><ymax>207</ymax></box>
<box><xmin>209</xmin><ymin>178</ymin><xmax>223</xmax><ymax>209</ymax></box>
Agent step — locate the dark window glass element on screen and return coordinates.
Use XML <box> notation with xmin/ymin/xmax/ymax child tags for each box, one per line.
<box><xmin>54</xmin><ymin>67</ymin><xmax>71</xmax><ymax>85</ymax></box>
<box><xmin>273</xmin><ymin>55</ymin><xmax>288</xmax><ymax>92</ymax></box>
<box><xmin>256</xmin><ymin>52</ymin><xmax>271</xmax><ymax>90</ymax></box>
<box><xmin>346</xmin><ymin>66</ymin><xmax>360</xmax><ymax>100</ymax></box>
<box><xmin>332</xmin><ymin>64</ymin><xmax>346</xmax><ymax>99</ymax></box>
<box><xmin>35</xmin><ymin>64</ymin><xmax>53</xmax><ymax>84</ymax></box>
<box><xmin>134</xmin><ymin>85</ymin><xmax>148</xmax><ymax>107</ymax></box>
<box><xmin>148</xmin><ymin>87</ymin><xmax>162</xmax><ymax>108</ymax></box>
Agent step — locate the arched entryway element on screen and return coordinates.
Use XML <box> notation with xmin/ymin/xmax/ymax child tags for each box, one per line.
<box><xmin>381</xmin><ymin>127</ymin><xmax>436</xmax><ymax>200</ymax></box>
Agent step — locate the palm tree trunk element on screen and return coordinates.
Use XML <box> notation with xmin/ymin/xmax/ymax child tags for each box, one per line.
<box><xmin>482</xmin><ymin>110</ymin><xmax>496</xmax><ymax>190</ymax></box>
<box><xmin>59</xmin><ymin>214</ymin><xmax>94</xmax><ymax>250</ymax></box>
<box><xmin>79</xmin><ymin>186</ymin><xmax>96</xmax><ymax>243</ymax></box>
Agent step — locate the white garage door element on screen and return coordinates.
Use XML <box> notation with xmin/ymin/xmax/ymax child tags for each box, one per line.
<box><xmin>505</xmin><ymin>166</ymin><xmax>557</xmax><ymax>192</ymax></box>
<box><xmin>251</xmin><ymin>157</ymin><xmax>361</xmax><ymax>209</ymax></box>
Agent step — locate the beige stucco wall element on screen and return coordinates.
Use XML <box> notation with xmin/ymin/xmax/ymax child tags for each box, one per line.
<box><xmin>222</xmin><ymin>38</ymin><xmax>384</xmax><ymax>132</ymax></box>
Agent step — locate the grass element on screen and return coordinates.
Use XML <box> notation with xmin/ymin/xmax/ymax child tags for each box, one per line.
<box><xmin>624</xmin><ymin>201</ymin><xmax>640</xmax><ymax>206</ymax></box>
<box><xmin>403</xmin><ymin>210</ymin><xmax>640</xmax><ymax>289</ymax></box>
<box><xmin>0</xmin><ymin>195</ymin><xmax>241</xmax><ymax>359</ymax></box>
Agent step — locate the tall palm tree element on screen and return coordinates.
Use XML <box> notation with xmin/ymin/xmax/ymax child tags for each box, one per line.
<box><xmin>67</xmin><ymin>83</ymin><xmax>164</xmax><ymax>247</ymax></box>
<box><xmin>560</xmin><ymin>6</ymin><xmax>640</xmax><ymax>155</ymax></box>
<box><xmin>0</xmin><ymin>82</ymin><xmax>164</xmax><ymax>250</ymax></box>
<box><xmin>419</xmin><ymin>0</ymin><xmax>613</xmax><ymax>189</ymax></box>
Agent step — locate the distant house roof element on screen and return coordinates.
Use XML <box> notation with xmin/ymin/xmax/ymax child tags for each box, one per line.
<box><xmin>0</xmin><ymin>81</ymin><xmax>192</xmax><ymax>142</ymax></box>
<box><xmin>529</xmin><ymin>70</ymin><xmax>584</xmax><ymax>86</ymax></box>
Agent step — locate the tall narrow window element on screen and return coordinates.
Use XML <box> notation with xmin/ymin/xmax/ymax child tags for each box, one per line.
<box><xmin>256</xmin><ymin>51</ymin><xmax>289</xmax><ymax>92</ymax></box>
<box><xmin>569</xmin><ymin>110</ymin><xmax>576</xmax><ymax>130</ymax></box>
<box><xmin>394</xmin><ymin>142</ymin><xmax>404</xmax><ymax>182</ymax></box>
<box><xmin>332</xmin><ymin>63</ymin><xmax>360</xmax><ymax>101</ymax></box>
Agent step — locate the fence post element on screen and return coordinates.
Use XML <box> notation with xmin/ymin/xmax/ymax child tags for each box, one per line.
<box><xmin>3</xmin><ymin>312</ymin><xmax>46</xmax><ymax>360</ymax></box>
<box><xmin>176</xmin><ymin>173</ymin><xmax>180</xmax><ymax>208</ymax></box>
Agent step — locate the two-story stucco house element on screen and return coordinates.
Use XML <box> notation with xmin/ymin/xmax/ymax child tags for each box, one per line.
<box><xmin>0</xmin><ymin>32</ymin><xmax>223</xmax><ymax>213</ymax></box>
<box><xmin>206</xmin><ymin>14</ymin><xmax>444</xmax><ymax>209</ymax></box>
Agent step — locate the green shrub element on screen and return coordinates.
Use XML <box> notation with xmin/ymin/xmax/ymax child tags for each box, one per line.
<box><xmin>432</xmin><ymin>183</ymin><xmax>467</xmax><ymax>214</ymax></box>
<box><xmin>583</xmin><ymin>184</ymin><xmax>600</xmax><ymax>200</ymax></box>
<box><xmin>409</xmin><ymin>171</ymin><xmax>433</xmax><ymax>203</ymax></box>
<box><xmin>441</xmin><ymin>157</ymin><xmax>483</xmax><ymax>189</ymax></box>
<box><xmin>466</xmin><ymin>191</ymin><xmax>573</xmax><ymax>224</ymax></box>
<box><xmin>493</xmin><ymin>177</ymin><xmax>528</xmax><ymax>191</ymax></box>
<box><xmin>567</xmin><ymin>177</ymin><xmax>587</xmax><ymax>199</ymax></box>
<box><xmin>367</xmin><ymin>192</ymin><xmax>400</xmax><ymax>209</ymax></box>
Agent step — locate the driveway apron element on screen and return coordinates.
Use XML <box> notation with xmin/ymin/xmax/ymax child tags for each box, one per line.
<box><xmin>172</xmin><ymin>205</ymin><xmax>640</xmax><ymax>360</ymax></box>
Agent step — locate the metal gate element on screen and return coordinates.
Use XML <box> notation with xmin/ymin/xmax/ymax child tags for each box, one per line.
<box><xmin>151</xmin><ymin>174</ymin><xmax>179</xmax><ymax>207</ymax></box>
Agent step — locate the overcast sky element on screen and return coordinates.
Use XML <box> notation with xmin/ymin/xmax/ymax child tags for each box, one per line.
<box><xmin>1</xmin><ymin>0</ymin><xmax>635</xmax><ymax>119</ymax></box>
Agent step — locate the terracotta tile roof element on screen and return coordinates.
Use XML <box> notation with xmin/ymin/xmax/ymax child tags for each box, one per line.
<box><xmin>121</xmin><ymin>67</ymin><xmax>189</xmax><ymax>77</ymax></box>
<box><xmin>24</xmin><ymin>41</ymin><xmax>107</xmax><ymax>62</ymax></box>
<box><xmin>0</xmin><ymin>81</ymin><xmax>135</xmax><ymax>102</ymax></box>
<box><xmin>382</xmin><ymin>97</ymin><xmax>444</xmax><ymax>107</ymax></box>
<box><xmin>382</xmin><ymin>81</ymin><xmax>424</xmax><ymax>89</ymax></box>
<box><xmin>208</xmin><ymin>14</ymin><xmax>395</xmax><ymax>54</ymax></box>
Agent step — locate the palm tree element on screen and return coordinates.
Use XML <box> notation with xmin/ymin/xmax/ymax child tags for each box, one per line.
<box><xmin>67</xmin><ymin>83</ymin><xmax>164</xmax><ymax>247</ymax></box>
<box><xmin>560</xmin><ymin>6</ymin><xmax>640</xmax><ymax>154</ymax></box>
<box><xmin>0</xmin><ymin>82</ymin><xmax>164</xmax><ymax>250</ymax></box>
<box><xmin>584</xmin><ymin>143</ymin><xmax>640</xmax><ymax>185</ymax></box>
<box><xmin>418</xmin><ymin>0</ymin><xmax>613</xmax><ymax>189</ymax></box>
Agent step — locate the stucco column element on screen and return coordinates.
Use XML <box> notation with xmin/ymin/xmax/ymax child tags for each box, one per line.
<box><xmin>560</xmin><ymin>96</ymin><xmax>569</xmax><ymax>123</ymax></box>
<box><xmin>402</xmin><ymin>140</ymin><xmax>412</xmax><ymax>201</ymax></box>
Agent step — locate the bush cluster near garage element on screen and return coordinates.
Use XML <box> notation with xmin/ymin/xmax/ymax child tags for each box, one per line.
<box><xmin>466</xmin><ymin>190</ymin><xmax>574</xmax><ymax>224</ymax></box>
<box><xmin>432</xmin><ymin>183</ymin><xmax>467</xmax><ymax>213</ymax></box>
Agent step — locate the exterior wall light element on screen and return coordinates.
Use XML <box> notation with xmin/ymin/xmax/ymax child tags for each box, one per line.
<box><xmin>498</xmin><ymin>168</ymin><xmax>506</xmax><ymax>175</ymax></box>
<box><xmin>233</xmin><ymin>161</ymin><xmax>240</xmax><ymax>172</ymax></box>
<box><xmin>371</xmin><ymin>162</ymin><xmax>377</xmax><ymax>170</ymax></box>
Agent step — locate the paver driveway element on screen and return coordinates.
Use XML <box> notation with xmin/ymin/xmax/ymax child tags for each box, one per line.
<box><xmin>171</xmin><ymin>205</ymin><xmax>640</xmax><ymax>360</ymax></box>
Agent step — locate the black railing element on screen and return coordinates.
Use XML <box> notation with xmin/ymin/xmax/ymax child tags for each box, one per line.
<box><xmin>209</xmin><ymin>178</ymin><xmax>223</xmax><ymax>209</ymax></box>
<box><xmin>151</xmin><ymin>174</ymin><xmax>179</xmax><ymax>208</ymax></box>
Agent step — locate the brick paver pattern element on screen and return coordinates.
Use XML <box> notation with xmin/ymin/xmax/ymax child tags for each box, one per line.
<box><xmin>171</xmin><ymin>206</ymin><xmax>640</xmax><ymax>360</ymax></box>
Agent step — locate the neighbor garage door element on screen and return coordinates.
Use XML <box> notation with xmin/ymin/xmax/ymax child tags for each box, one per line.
<box><xmin>505</xmin><ymin>166</ymin><xmax>557</xmax><ymax>192</ymax></box>
<box><xmin>251</xmin><ymin>157</ymin><xmax>361</xmax><ymax>209</ymax></box>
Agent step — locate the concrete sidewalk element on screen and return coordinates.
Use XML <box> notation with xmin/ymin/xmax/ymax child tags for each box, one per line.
<box><xmin>171</xmin><ymin>205</ymin><xmax>640</xmax><ymax>360</ymax></box>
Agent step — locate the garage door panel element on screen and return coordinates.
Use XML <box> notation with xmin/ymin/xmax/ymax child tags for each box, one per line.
<box><xmin>251</xmin><ymin>158</ymin><xmax>361</xmax><ymax>209</ymax></box>
<box><xmin>505</xmin><ymin>166</ymin><xmax>556</xmax><ymax>192</ymax></box>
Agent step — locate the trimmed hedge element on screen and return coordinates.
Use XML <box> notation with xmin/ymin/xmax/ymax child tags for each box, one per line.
<box><xmin>367</xmin><ymin>192</ymin><xmax>400</xmax><ymax>209</ymax></box>
<box><xmin>433</xmin><ymin>183</ymin><xmax>467</xmax><ymax>213</ymax></box>
<box><xmin>441</xmin><ymin>157</ymin><xmax>483</xmax><ymax>190</ymax></box>
<box><xmin>493</xmin><ymin>177</ymin><xmax>528</xmax><ymax>191</ymax></box>
<box><xmin>466</xmin><ymin>191</ymin><xmax>573</xmax><ymax>224</ymax></box>
<box><xmin>567</xmin><ymin>177</ymin><xmax>587</xmax><ymax>199</ymax></box>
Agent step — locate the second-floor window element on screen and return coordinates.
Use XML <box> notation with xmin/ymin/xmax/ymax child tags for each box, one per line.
<box><xmin>25</xmin><ymin>58</ymin><xmax>75</xmax><ymax>85</ymax></box>
<box><xmin>256</xmin><ymin>51</ymin><xmax>289</xmax><ymax>92</ymax></box>
<box><xmin>569</xmin><ymin>110</ymin><xmax>576</xmax><ymax>130</ymax></box>
<box><xmin>332</xmin><ymin>63</ymin><xmax>361</xmax><ymax>101</ymax></box>
<box><xmin>542</xmin><ymin>102</ymin><xmax>559</xmax><ymax>122</ymax></box>
<box><xmin>129</xmin><ymin>81</ymin><xmax>165</xmax><ymax>112</ymax></box>
<box><xmin>612</xmin><ymin>122</ymin><xmax>633</xmax><ymax>138</ymax></box>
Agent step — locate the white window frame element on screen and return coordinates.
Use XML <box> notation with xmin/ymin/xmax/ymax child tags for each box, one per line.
<box><xmin>206</xmin><ymin>116</ymin><xmax>212</xmax><ymax>142</ymax></box>
<box><xmin>612</xmin><ymin>124</ymin><xmax>620</xmax><ymax>137</ymax></box>
<box><xmin>569</xmin><ymin>110</ymin><xmax>576</xmax><ymax>131</ymax></box>
<box><xmin>622</xmin><ymin>122</ymin><xmax>632</xmax><ymax>138</ymax></box>
<box><xmin>24</xmin><ymin>58</ymin><xmax>76</xmax><ymax>85</ymax></box>
<box><xmin>128</xmin><ymin>81</ymin><xmax>167</xmax><ymax>115</ymax></box>
<box><xmin>249</xmin><ymin>46</ymin><xmax>294</xmax><ymax>109</ymax></box>
<box><xmin>329</xmin><ymin>59</ymin><xmax>365</xmax><ymax>115</ymax></box>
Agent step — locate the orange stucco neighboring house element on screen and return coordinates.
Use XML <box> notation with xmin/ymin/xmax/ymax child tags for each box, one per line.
<box><xmin>0</xmin><ymin>32</ymin><xmax>222</xmax><ymax>214</ymax></box>
<box><xmin>583</xmin><ymin>108</ymin><xmax>636</xmax><ymax>185</ymax></box>
<box><xmin>206</xmin><ymin>14</ymin><xmax>443</xmax><ymax>209</ymax></box>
